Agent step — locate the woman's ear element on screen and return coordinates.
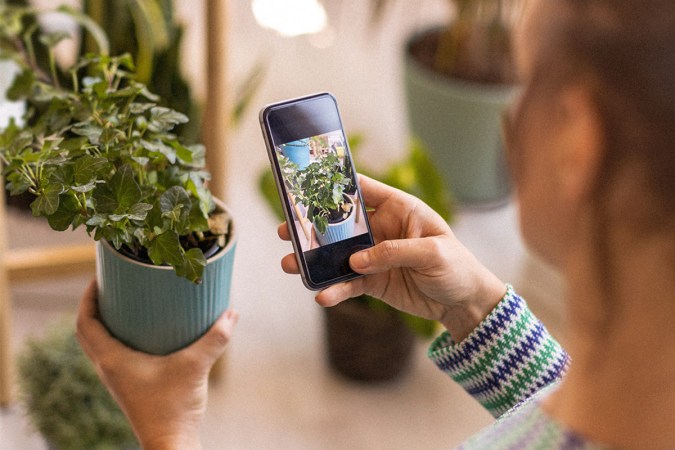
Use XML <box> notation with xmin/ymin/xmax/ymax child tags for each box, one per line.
<box><xmin>555</xmin><ymin>87</ymin><xmax>605</xmax><ymax>208</ymax></box>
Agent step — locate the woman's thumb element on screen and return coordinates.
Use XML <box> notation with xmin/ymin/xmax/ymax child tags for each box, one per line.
<box><xmin>186</xmin><ymin>309</ymin><xmax>238</xmax><ymax>364</ymax></box>
<box><xmin>350</xmin><ymin>239</ymin><xmax>430</xmax><ymax>274</ymax></box>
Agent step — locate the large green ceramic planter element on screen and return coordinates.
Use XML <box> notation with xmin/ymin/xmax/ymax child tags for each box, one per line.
<box><xmin>96</xmin><ymin>202</ymin><xmax>237</xmax><ymax>355</ymax></box>
<box><xmin>404</xmin><ymin>31</ymin><xmax>517</xmax><ymax>205</ymax></box>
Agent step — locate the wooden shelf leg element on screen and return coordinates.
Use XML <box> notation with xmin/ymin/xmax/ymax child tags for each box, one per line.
<box><xmin>0</xmin><ymin>184</ymin><xmax>14</xmax><ymax>406</ymax></box>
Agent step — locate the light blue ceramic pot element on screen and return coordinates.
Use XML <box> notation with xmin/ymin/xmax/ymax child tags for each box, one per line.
<box><xmin>315</xmin><ymin>196</ymin><xmax>356</xmax><ymax>246</ymax></box>
<box><xmin>96</xmin><ymin>202</ymin><xmax>237</xmax><ymax>355</ymax></box>
<box><xmin>281</xmin><ymin>139</ymin><xmax>311</xmax><ymax>169</ymax></box>
<box><xmin>404</xmin><ymin>29</ymin><xmax>517</xmax><ymax>205</ymax></box>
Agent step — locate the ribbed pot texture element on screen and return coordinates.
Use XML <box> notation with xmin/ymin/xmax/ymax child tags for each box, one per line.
<box><xmin>96</xmin><ymin>202</ymin><xmax>236</xmax><ymax>355</ymax></box>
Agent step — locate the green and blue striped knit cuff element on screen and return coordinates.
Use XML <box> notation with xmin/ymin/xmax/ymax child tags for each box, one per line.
<box><xmin>427</xmin><ymin>285</ymin><xmax>570</xmax><ymax>418</ymax></box>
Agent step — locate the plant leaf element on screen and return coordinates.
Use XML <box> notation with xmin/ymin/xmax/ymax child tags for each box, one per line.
<box><xmin>47</xmin><ymin>194</ymin><xmax>80</xmax><ymax>231</ymax></box>
<box><xmin>148</xmin><ymin>106</ymin><xmax>188</xmax><ymax>133</ymax></box>
<box><xmin>109</xmin><ymin>164</ymin><xmax>141</xmax><ymax>208</ymax></box>
<box><xmin>93</xmin><ymin>185</ymin><xmax>118</xmax><ymax>213</ymax></box>
<box><xmin>72</xmin><ymin>123</ymin><xmax>103</xmax><ymax>145</ymax></box>
<box><xmin>31</xmin><ymin>183</ymin><xmax>63</xmax><ymax>216</ymax></box>
<box><xmin>39</xmin><ymin>31</ymin><xmax>71</xmax><ymax>49</ymax></box>
<box><xmin>147</xmin><ymin>230</ymin><xmax>184</xmax><ymax>267</ymax></box>
<box><xmin>6</xmin><ymin>70</ymin><xmax>35</xmax><ymax>100</ymax></box>
<box><xmin>159</xmin><ymin>185</ymin><xmax>191</xmax><ymax>231</ymax></box>
<box><xmin>70</xmin><ymin>181</ymin><xmax>96</xmax><ymax>193</ymax></box>
<box><xmin>127</xmin><ymin>202</ymin><xmax>153</xmax><ymax>221</ymax></box>
<box><xmin>74</xmin><ymin>155</ymin><xmax>107</xmax><ymax>184</ymax></box>
<box><xmin>143</xmin><ymin>139</ymin><xmax>176</xmax><ymax>164</ymax></box>
<box><xmin>175</xmin><ymin>248</ymin><xmax>206</xmax><ymax>283</ymax></box>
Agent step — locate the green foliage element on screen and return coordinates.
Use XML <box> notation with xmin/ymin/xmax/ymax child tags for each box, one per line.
<box><xmin>80</xmin><ymin>0</ymin><xmax>200</xmax><ymax>144</ymax></box>
<box><xmin>17</xmin><ymin>324</ymin><xmax>138</xmax><ymax>450</ymax></box>
<box><xmin>0</xmin><ymin>5</ymin><xmax>228</xmax><ymax>283</ymax></box>
<box><xmin>358</xmin><ymin>137</ymin><xmax>453</xmax><ymax>222</ymax></box>
<box><xmin>283</xmin><ymin>153</ymin><xmax>351</xmax><ymax>235</ymax></box>
<box><xmin>354</xmin><ymin>294</ymin><xmax>437</xmax><ymax>338</ymax></box>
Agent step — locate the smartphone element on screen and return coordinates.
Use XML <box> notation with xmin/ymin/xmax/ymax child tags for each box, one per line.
<box><xmin>260</xmin><ymin>93</ymin><xmax>374</xmax><ymax>290</ymax></box>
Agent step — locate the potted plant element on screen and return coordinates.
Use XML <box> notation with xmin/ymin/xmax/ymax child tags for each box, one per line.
<box><xmin>382</xmin><ymin>0</ymin><xmax>522</xmax><ymax>204</ymax></box>
<box><xmin>260</xmin><ymin>137</ymin><xmax>453</xmax><ymax>381</ymax></box>
<box><xmin>283</xmin><ymin>152</ymin><xmax>355</xmax><ymax>246</ymax></box>
<box><xmin>0</xmin><ymin>5</ymin><xmax>237</xmax><ymax>355</ymax></box>
<box><xmin>17</xmin><ymin>323</ymin><xmax>138</xmax><ymax>450</ymax></box>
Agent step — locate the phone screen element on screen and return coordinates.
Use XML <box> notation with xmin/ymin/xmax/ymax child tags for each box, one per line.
<box><xmin>260</xmin><ymin>93</ymin><xmax>374</xmax><ymax>289</ymax></box>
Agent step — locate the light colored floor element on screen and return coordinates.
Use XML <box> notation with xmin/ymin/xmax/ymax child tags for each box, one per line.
<box><xmin>1</xmin><ymin>1</ymin><xmax>567</xmax><ymax>449</ymax></box>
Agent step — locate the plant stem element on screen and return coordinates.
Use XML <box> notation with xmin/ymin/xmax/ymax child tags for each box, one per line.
<box><xmin>48</xmin><ymin>48</ymin><xmax>61</xmax><ymax>89</ymax></box>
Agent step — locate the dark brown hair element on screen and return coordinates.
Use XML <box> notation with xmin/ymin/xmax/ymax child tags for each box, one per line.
<box><xmin>535</xmin><ymin>0</ymin><xmax>675</xmax><ymax>221</ymax></box>
<box><xmin>525</xmin><ymin>1</ymin><xmax>675</xmax><ymax>333</ymax></box>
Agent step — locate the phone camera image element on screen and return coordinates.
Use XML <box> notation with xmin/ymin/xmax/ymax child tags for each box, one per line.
<box><xmin>276</xmin><ymin>130</ymin><xmax>367</xmax><ymax>252</ymax></box>
<box><xmin>260</xmin><ymin>92</ymin><xmax>374</xmax><ymax>289</ymax></box>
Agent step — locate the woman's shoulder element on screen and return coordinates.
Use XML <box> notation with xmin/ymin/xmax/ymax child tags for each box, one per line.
<box><xmin>457</xmin><ymin>385</ymin><xmax>609</xmax><ymax>450</ymax></box>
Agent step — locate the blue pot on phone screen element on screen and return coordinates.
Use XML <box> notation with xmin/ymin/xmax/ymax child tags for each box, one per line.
<box><xmin>281</xmin><ymin>139</ymin><xmax>311</xmax><ymax>169</ymax></box>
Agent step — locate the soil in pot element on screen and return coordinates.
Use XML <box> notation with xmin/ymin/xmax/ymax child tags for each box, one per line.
<box><xmin>324</xmin><ymin>298</ymin><xmax>415</xmax><ymax>382</ymax></box>
<box><xmin>118</xmin><ymin>231</ymin><xmax>224</xmax><ymax>264</ymax></box>
<box><xmin>408</xmin><ymin>27</ymin><xmax>515</xmax><ymax>85</ymax></box>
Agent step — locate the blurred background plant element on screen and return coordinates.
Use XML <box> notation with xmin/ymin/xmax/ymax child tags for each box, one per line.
<box><xmin>372</xmin><ymin>0</ymin><xmax>522</xmax><ymax>84</ymax></box>
<box><xmin>17</xmin><ymin>323</ymin><xmax>138</xmax><ymax>450</ymax></box>
<box><xmin>3</xmin><ymin>0</ymin><xmax>265</xmax><ymax>208</ymax></box>
<box><xmin>374</xmin><ymin>0</ymin><xmax>525</xmax><ymax>204</ymax></box>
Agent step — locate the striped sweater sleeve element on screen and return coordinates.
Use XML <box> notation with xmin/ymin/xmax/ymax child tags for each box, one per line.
<box><xmin>428</xmin><ymin>285</ymin><xmax>570</xmax><ymax>418</ymax></box>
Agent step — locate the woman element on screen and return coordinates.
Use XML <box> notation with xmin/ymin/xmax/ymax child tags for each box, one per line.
<box><xmin>77</xmin><ymin>0</ymin><xmax>675</xmax><ymax>448</ymax></box>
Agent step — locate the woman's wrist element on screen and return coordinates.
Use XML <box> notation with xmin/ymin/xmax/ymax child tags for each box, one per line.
<box><xmin>130</xmin><ymin>416</ymin><xmax>203</xmax><ymax>450</ymax></box>
<box><xmin>440</xmin><ymin>275</ymin><xmax>506</xmax><ymax>342</ymax></box>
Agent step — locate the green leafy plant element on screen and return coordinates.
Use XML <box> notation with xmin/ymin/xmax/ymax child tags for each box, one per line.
<box><xmin>0</xmin><ymin>5</ymin><xmax>230</xmax><ymax>283</ymax></box>
<box><xmin>283</xmin><ymin>153</ymin><xmax>352</xmax><ymax>235</ymax></box>
<box><xmin>80</xmin><ymin>0</ymin><xmax>201</xmax><ymax>144</ymax></box>
<box><xmin>17</xmin><ymin>324</ymin><xmax>137</xmax><ymax>450</ymax></box>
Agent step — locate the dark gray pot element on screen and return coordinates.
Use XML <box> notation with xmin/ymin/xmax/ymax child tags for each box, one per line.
<box><xmin>404</xmin><ymin>29</ymin><xmax>517</xmax><ymax>205</ymax></box>
<box><xmin>324</xmin><ymin>299</ymin><xmax>415</xmax><ymax>382</ymax></box>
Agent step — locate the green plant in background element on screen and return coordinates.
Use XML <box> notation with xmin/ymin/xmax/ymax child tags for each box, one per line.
<box><xmin>80</xmin><ymin>0</ymin><xmax>200</xmax><ymax>144</ymax></box>
<box><xmin>0</xmin><ymin>5</ymin><xmax>231</xmax><ymax>283</ymax></box>
<box><xmin>258</xmin><ymin>136</ymin><xmax>454</xmax><ymax>338</ymax></box>
<box><xmin>17</xmin><ymin>324</ymin><xmax>137</xmax><ymax>450</ymax></box>
<box><xmin>5</xmin><ymin>0</ymin><xmax>265</xmax><ymax>143</ymax></box>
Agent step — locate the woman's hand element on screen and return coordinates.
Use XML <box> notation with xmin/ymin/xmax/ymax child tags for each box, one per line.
<box><xmin>76</xmin><ymin>280</ymin><xmax>238</xmax><ymax>450</ymax></box>
<box><xmin>279</xmin><ymin>175</ymin><xmax>505</xmax><ymax>341</ymax></box>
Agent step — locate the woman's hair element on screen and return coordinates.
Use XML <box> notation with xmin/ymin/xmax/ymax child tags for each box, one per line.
<box><xmin>535</xmin><ymin>0</ymin><xmax>675</xmax><ymax>223</ymax></box>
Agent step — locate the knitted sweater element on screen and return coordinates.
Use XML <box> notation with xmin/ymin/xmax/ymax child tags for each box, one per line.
<box><xmin>428</xmin><ymin>286</ymin><xmax>607</xmax><ymax>449</ymax></box>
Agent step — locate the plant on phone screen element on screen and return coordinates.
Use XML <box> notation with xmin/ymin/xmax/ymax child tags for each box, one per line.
<box><xmin>295</xmin><ymin>153</ymin><xmax>351</xmax><ymax>235</ymax></box>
